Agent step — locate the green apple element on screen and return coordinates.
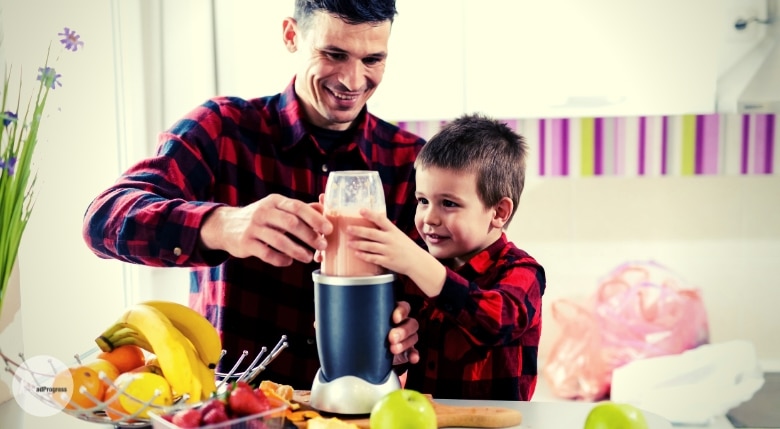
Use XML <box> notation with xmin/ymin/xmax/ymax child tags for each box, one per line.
<box><xmin>370</xmin><ymin>389</ymin><xmax>437</xmax><ymax>429</ymax></box>
<box><xmin>584</xmin><ymin>401</ymin><xmax>649</xmax><ymax>429</ymax></box>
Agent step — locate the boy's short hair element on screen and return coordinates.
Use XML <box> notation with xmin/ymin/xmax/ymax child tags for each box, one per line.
<box><xmin>294</xmin><ymin>0</ymin><xmax>398</xmax><ymax>31</ymax></box>
<box><xmin>415</xmin><ymin>113</ymin><xmax>528</xmax><ymax>226</ymax></box>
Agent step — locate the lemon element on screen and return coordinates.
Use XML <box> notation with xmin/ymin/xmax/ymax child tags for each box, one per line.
<box><xmin>85</xmin><ymin>358</ymin><xmax>120</xmax><ymax>389</ymax></box>
<box><xmin>109</xmin><ymin>372</ymin><xmax>173</xmax><ymax>418</ymax></box>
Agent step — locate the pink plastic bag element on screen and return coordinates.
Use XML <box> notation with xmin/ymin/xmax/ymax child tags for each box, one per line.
<box><xmin>543</xmin><ymin>261</ymin><xmax>709</xmax><ymax>401</ymax></box>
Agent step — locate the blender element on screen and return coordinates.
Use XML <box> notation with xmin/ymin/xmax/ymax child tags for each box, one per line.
<box><xmin>309</xmin><ymin>170</ymin><xmax>401</xmax><ymax>415</ymax></box>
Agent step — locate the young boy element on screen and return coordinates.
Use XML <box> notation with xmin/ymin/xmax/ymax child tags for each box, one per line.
<box><xmin>347</xmin><ymin>113</ymin><xmax>546</xmax><ymax>400</ymax></box>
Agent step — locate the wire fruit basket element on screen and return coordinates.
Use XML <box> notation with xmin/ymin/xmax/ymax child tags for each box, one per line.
<box><xmin>1</xmin><ymin>336</ymin><xmax>288</xmax><ymax>428</ymax></box>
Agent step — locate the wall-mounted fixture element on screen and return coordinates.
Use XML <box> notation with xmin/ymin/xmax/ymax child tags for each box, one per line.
<box><xmin>734</xmin><ymin>15</ymin><xmax>772</xmax><ymax>30</ymax></box>
<box><xmin>738</xmin><ymin>0</ymin><xmax>779</xmax><ymax>113</ymax></box>
<box><xmin>718</xmin><ymin>0</ymin><xmax>780</xmax><ymax>113</ymax></box>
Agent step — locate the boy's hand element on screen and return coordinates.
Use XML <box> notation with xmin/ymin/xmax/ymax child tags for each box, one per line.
<box><xmin>347</xmin><ymin>209</ymin><xmax>427</xmax><ymax>276</ymax></box>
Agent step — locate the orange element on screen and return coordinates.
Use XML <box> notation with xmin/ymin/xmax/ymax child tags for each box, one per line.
<box><xmin>85</xmin><ymin>358</ymin><xmax>120</xmax><ymax>391</ymax></box>
<box><xmin>98</xmin><ymin>345</ymin><xmax>146</xmax><ymax>374</ymax></box>
<box><xmin>51</xmin><ymin>366</ymin><xmax>105</xmax><ymax>410</ymax></box>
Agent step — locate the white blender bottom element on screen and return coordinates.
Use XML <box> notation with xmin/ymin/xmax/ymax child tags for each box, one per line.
<box><xmin>309</xmin><ymin>368</ymin><xmax>401</xmax><ymax>415</ymax></box>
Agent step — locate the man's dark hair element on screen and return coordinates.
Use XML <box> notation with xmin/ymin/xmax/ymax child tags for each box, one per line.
<box><xmin>415</xmin><ymin>113</ymin><xmax>528</xmax><ymax>226</ymax></box>
<box><xmin>294</xmin><ymin>0</ymin><xmax>397</xmax><ymax>30</ymax></box>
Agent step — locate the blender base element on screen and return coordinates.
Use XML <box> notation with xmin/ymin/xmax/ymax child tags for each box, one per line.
<box><xmin>309</xmin><ymin>368</ymin><xmax>401</xmax><ymax>415</ymax></box>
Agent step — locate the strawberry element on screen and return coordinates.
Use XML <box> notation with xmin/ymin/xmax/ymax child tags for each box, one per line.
<box><xmin>200</xmin><ymin>398</ymin><xmax>227</xmax><ymax>417</ymax></box>
<box><xmin>171</xmin><ymin>408</ymin><xmax>202</xmax><ymax>428</ymax></box>
<box><xmin>253</xmin><ymin>387</ymin><xmax>271</xmax><ymax>405</ymax></box>
<box><xmin>228</xmin><ymin>383</ymin><xmax>271</xmax><ymax>416</ymax></box>
<box><xmin>234</xmin><ymin>381</ymin><xmax>252</xmax><ymax>391</ymax></box>
<box><xmin>202</xmin><ymin>406</ymin><xmax>230</xmax><ymax>425</ymax></box>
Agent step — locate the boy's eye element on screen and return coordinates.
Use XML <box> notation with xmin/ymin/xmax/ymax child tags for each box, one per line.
<box><xmin>442</xmin><ymin>200</ymin><xmax>458</xmax><ymax>208</ymax></box>
<box><xmin>417</xmin><ymin>197</ymin><xmax>429</xmax><ymax>205</ymax></box>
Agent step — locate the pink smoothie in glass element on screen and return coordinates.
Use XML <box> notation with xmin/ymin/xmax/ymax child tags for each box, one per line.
<box><xmin>322</xmin><ymin>213</ymin><xmax>384</xmax><ymax>277</ymax></box>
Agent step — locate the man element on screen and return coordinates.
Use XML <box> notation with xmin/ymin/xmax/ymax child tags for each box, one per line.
<box><xmin>83</xmin><ymin>0</ymin><xmax>423</xmax><ymax>388</ymax></box>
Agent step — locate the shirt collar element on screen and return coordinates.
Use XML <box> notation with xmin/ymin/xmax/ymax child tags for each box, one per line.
<box><xmin>277</xmin><ymin>77</ymin><xmax>374</xmax><ymax>164</ymax></box>
<box><xmin>456</xmin><ymin>232</ymin><xmax>509</xmax><ymax>275</ymax></box>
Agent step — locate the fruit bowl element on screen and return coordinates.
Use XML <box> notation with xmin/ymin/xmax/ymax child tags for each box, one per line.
<box><xmin>1</xmin><ymin>336</ymin><xmax>288</xmax><ymax>429</ymax></box>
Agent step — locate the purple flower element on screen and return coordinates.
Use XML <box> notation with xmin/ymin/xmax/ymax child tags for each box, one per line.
<box><xmin>58</xmin><ymin>27</ymin><xmax>84</xmax><ymax>52</ymax></box>
<box><xmin>0</xmin><ymin>156</ymin><xmax>17</xmax><ymax>176</ymax></box>
<box><xmin>2</xmin><ymin>111</ymin><xmax>17</xmax><ymax>127</ymax></box>
<box><xmin>37</xmin><ymin>67</ymin><xmax>62</xmax><ymax>89</ymax></box>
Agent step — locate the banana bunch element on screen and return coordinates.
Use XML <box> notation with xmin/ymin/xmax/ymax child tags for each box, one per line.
<box><xmin>95</xmin><ymin>301</ymin><xmax>223</xmax><ymax>404</ymax></box>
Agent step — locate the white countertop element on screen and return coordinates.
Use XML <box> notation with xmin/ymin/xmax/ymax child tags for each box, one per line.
<box><xmin>528</xmin><ymin>382</ymin><xmax>735</xmax><ymax>429</ymax></box>
<box><xmin>525</xmin><ymin>358</ymin><xmax>780</xmax><ymax>429</ymax></box>
<box><xmin>4</xmin><ymin>358</ymin><xmax>777</xmax><ymax>429</ymax></box>
<box><xmin>0</xmin><ymin>395</ymin><xmax>736</xmax><ymax>429</ymax></box>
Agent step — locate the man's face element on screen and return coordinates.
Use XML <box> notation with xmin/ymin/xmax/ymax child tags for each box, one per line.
<box><xmin>284</xmin><ymin>12</ymin><xmax>391</xmax><ymax>131</ymax></box>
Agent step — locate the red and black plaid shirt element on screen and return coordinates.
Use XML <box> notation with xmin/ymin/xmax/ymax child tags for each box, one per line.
<box><xmin>403</xmin><ymin>233</ymin><xmax>546</xmax><ymax>400</ymax></box>
<box><xmin>82</xmin><ymin>78</ymin><xmax>425</xmax><ymax>388</ymax></box>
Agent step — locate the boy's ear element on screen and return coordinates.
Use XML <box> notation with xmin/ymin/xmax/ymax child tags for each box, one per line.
<box><xmin>491</xmin><ymin>197</ymin><xmax>513</xmax><ymax>228</ymax></box>
<box><xmin>282</xmin><ymin>17</ymin><xmax>299</xmax><ymax>53</ymax></box>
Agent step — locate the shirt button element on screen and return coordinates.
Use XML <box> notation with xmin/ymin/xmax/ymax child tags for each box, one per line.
<box><xmin>306</xmin><ymin>338</ymin><xmax>315</xmax><ymax>345</ymax></box>
<box><xmin>321</xmin><ymin>164</ymin><xmax>328</xmax><ymax>173</ymax></box>
<box><xmin>173</xmin><ymin>247</ymin><xmax>182</xmax><ymax>256</ymax></box>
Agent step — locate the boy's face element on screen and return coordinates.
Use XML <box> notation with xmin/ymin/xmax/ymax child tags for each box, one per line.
<box><xmin>414</xmin><ymin>166</ymin><xmax>504</xmax><ymax>267</ymax></box>
<box><xmin>284</xmin><ymin>12</ymin><xmax>390</xmax><ymax>131</ymax></box>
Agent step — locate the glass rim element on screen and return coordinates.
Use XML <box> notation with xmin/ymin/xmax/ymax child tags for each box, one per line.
<box><xmin>326</xmin><ymin>170</ymin><xmax>380</xmax><ymax>176</ymax></box>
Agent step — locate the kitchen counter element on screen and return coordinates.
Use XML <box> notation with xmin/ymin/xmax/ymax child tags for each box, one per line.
<box><xmin>437</xmin><ymin>399</ymin><xmax>673</xmax><ymax>429</ymax></box>
<box><xmin>4</xmin><ymin>359</ymin><xmax>778</xmax><ymax>429</ymax></box>
<box><xmin>0</xmin><ymin>396</ymin><xmax>738</xmax><ymax>429</ymax></box>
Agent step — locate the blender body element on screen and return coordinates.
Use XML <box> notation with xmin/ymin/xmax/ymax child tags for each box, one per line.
<box><xmin>310</xmin><ymin>270</ymin><xmax>401</xmax><ymax>414</ymax></box>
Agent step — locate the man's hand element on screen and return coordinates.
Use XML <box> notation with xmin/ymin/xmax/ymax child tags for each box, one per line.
<box><xmin>388</xmin><ymin>301</ymin><xmax>420</xmax><ymax>365</ymax></box>
<box><xmin>200</xmin><ymin>194</ymin><xmax>332</xmax><ymax>266</ymax></box>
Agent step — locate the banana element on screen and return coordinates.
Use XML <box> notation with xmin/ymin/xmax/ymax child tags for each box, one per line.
<box><xmin>140</xmin><ymin>300</ymin><xmax>223</xmax><ymax>370</ymax></box>
<box><xmin>178</xmin><ymin>332</ymin><xmax>217</xmax><ymax>401</ymax></box>
<box><xmin>95</xmin><ymin>304</ymin><xmax>201</xmax><ymax>404</ymax></box>
<box><xmin>189</xmin><ymin>342</ymin><xmax>217</xmax><ymax>400</ymax></box>
<box><xmin>109</xmin><ymin>334</ymin><xmax>155</xmax><ymax>353</ymax></box>
<box><xmin>96</xmin><ymin>326</ymin><xmax>155</xmax><ymax>352</ymax></box>
<box><xmin>181</xmin><ymin>340</ymin><xmax>203</xmax><ymax>403</ymax></box>
<box><xmin>198</xmin><ymin>363</ymin><xmax>217</xmax><ymax>400</ymax></box>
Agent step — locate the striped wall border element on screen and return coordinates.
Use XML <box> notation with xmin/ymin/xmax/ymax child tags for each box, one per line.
<box><xmin>397</xmin><ymin>114</ymin><xmax>778</xmax><ymax>177</ymax></box>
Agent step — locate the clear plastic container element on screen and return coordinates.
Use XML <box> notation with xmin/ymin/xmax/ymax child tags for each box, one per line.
<box><xmin>149</xmin><ymin>404</ymin><xmax>288</xmax><ymax>429</ymax></box>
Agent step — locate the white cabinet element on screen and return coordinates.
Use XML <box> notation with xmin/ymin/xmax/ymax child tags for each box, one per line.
<box><xmin>210</xmin><ymin>0</ymin><xmax>466</xmax><ymax>122</ymax></box>
<box><xmin>369</xmin><ymin>0</ymin><xmax>466</xmax><ymax>121</ymax></box>
<box><xmin>462</xmin><ymin>0</ymin><xmax>722</xmax><ymax>118</ymax></box>
<box><xmin>213</xmin><ymin>1</ymin><xmax>297</xmax><ymax>98</ymax></box>
<box><xmin>210</xmin><ymin>1</ymin><xmax>723</xmax><ymax>120</ymax></box>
